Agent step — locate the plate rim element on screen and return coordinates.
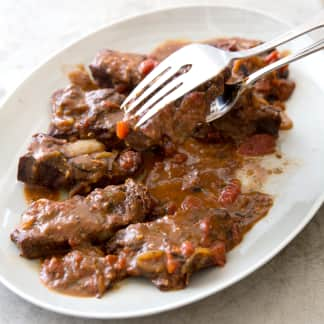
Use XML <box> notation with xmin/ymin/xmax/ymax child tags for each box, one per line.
<box><xmin>1</xmin><ymin>4</ymin><xmax>323</xmax><ymax>319</ymax></box>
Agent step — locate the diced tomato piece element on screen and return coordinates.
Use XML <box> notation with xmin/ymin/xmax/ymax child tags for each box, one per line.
<box><xmin>116</xmin><ymin>121</ymin><xmax>130</xmax><ymax>139</ymax></box>
<box><xmin>238</xmin><ymin>134</ymin><xmax>276</xmax><ymax>156</ymax></box>
<box><xmin>115</xmin><ymin>256</ymin><xmax>127</xmax><ymax>270</ymax></box>
<box><xmin>105</xmin><ymin>255</ymin><xmax>118</xmax><ymax>266</ymax></box>
<box><xmin>181</xmin><ymin>241</ymin><xmax>195</xmax><ymax>257</ymax></box>
<box><xmin>181</xmin><ymin>195</ymin><xmax>203</xmax><ymax>210</ymax></box>
<box><xmin>199</xmin><ymin>217</ymin><xmax>211</xmax><ymax>236</ymax></box>
<box><xmin>138</xmin><ymin>58</ymin><xmax>158</xmax><ymax>77</ymax></box>
<box><xmin>264</xmin><ymin>50</ymin><xmax>279</xmax><ymax>64</ymax></box>
<box><xmin>218</xmin><ymin>179</ymin><xmax>241</xmax><ymax>206</ymax></box>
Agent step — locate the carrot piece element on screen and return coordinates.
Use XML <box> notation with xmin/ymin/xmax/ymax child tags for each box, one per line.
<box><xmin>116</xmin><ymin>121</ymin><xmax>130</xmax><ymax>139</ymax></box>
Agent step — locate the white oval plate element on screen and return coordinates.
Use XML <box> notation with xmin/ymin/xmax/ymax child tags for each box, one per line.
<box><xmin>0</xmin><ymin>5</ymin><xmax>324</xmax><ymax>319</ymax></box>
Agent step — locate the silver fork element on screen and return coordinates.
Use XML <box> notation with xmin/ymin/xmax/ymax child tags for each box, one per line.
<box><xmin>121</xmin><ymin>12</ymin><xmax>324</xmax><ymax>128</ymax></box>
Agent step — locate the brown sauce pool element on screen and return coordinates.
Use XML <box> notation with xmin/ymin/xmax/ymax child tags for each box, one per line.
<box><xmin>143</xmin><ymin>138</ymin><xmax>242</xmax><ymax>210</ymax></box>
<box><xmin>24</xmin><ymin>184</ymin><xmax>60</xmax><ymax>203</ymax></box>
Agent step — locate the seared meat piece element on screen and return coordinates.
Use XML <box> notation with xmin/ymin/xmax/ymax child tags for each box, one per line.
<box><xmin>124</xmin><ymin>71</ymin><xmax>230</xmax><ymax>151</ymax></box>
<box><xmin>107</xmin><ymin>207</ymin><xmax>233</xmax><ymax>290</ymax></box>
<box><xmin>216</xmin><ymin>92</ymin><xmax>281</xmax><ymax>138</ymax></box>
<box><xmin>18</xmin><ymin>133</ymin><xmax>142</xmax><ymax>195</ymax></box>
<box><xmin>40</xmin><ymin>247</ymin><xmax>127</xmax><ymax>297</ymax></box>
<box><xmin>89</xmin><ymin>49</ymin><xmax>154</xmax><ymax>92</ymax></box>
<box><xmin>40</xmin><ymin>193</ymin><xmax>272</xmax><ymax>296</ymax></box>
<box><xmin>254</xmin><ymin>75</ymin><xmax>295</xmax><ymax>102</ymax></box>
<box><xmin>193</xmin><ymin>89</ymin><xmax>282</xmax><ymax>143</ymax></box>
<box><xmin>11</xmin><ymin>179</ymin><xmax>152</xmax><ymax>259</ymax></box>
<box><xmin>49</xmin><ymin>85</ymin><xmax>125</xmax><ymax>148</ymax></box>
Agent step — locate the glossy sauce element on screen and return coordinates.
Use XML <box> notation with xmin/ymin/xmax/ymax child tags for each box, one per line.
<box><xmin>144</xmin><ymin>138</ymin><xmax>242</xmax><ymax>210</ymax></box>
<box><xmin>24</xmin><ymin>184</ymin><xmax>60</xmax><ymax>203</ymax></box>
<box><xmin>141</xmin><ymin>137</ymin><xmax>273</xmax><ymax>241</ymax></box>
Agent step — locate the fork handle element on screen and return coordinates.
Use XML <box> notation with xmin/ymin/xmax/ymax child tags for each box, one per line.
<box><xmin>232</xmin><ymin>10</ymin><xmax>324</xmax><ymax>59</ymax></box>
<box><xmin>243</xmin><ymin>38</ymin><xmax>324</xmax><ymax>87</ymax></box>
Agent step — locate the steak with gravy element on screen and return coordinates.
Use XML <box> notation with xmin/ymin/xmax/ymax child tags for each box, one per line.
<box><xmin>11</xmin><ymin>179</ymin><xmax>152</xmax><ymax>259</ymax></box>
<box><xmin>18</xmin><ymin>133</ymin><xmax>142</xmax><ymax>195</ymax></box>
<box><xmin>49</xmin><ymin>85</ymin><xmax>125</xmax><ymax>148</ymax></box>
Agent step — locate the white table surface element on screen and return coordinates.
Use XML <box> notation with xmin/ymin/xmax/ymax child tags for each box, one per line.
<box><xmin>1</xmin><ymin>0</ymin><xmax>324</xmax><ymax>323</ymax></box>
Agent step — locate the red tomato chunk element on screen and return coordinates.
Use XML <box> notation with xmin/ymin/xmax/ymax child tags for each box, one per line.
<box><xmin>238</xmin><ymin>134</ymin><xmax>276</xmax><ymax>156</ymax></box>
<box><xmin>138</xmin><ymin>59</ymin><xmax>158</xmax><ymax>77</ymax></box>
<box><xmin>264</xmin><ymin>50</ymin><xmax>279</xmax><ymax>64</ymax></box>
<box><xmin>218</xmin><ymin>179</ymin><xmax>241</xmax><ymax>206</ymax></box>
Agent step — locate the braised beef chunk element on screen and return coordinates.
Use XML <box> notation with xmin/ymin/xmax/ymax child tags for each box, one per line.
<box><xmin>124</xmin><ymin>70</ymin><xmax>231</xmax><ymax>151</ymax></box>
<box><xmin>41</xmin><ymin>247</ymin><xmax>127</xmax><ymax>297</ymax></box>
<box><xmin>230</xmin><ymin>53</ymin><xmax>296</xmax><ymax>102</ymax></box>
<box><xmin>49</xmin><ymin>85</ymin><xmax>125</xmax><ymax>148</ymax></box>
<box><xmin>107</xmin><ymin>207</ymin><xmax>234</xmax><ymax>290</ymax></box>
<box><xmin>89</xmin><ymin>49</ymin><xmax>149</xmax><ymax>92</ymax></box>
<box><xmin>17</xmin><ymin>133</ymin><xmax>142</xmax><ymax>195</ymax></box>
<box><xmin>254</xmin><ymin>76</ymin><xmax>295</xmax><ymax>101</ymax></box>
<box><xmin>11</xmin><ymin>179</ymin><xmax>152</xmax><ymax>259</ymax></box>
<box><xmin>207</xmin><ymin>89</ymin><xmax>282</xmax><ymax>141</ymax></box>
